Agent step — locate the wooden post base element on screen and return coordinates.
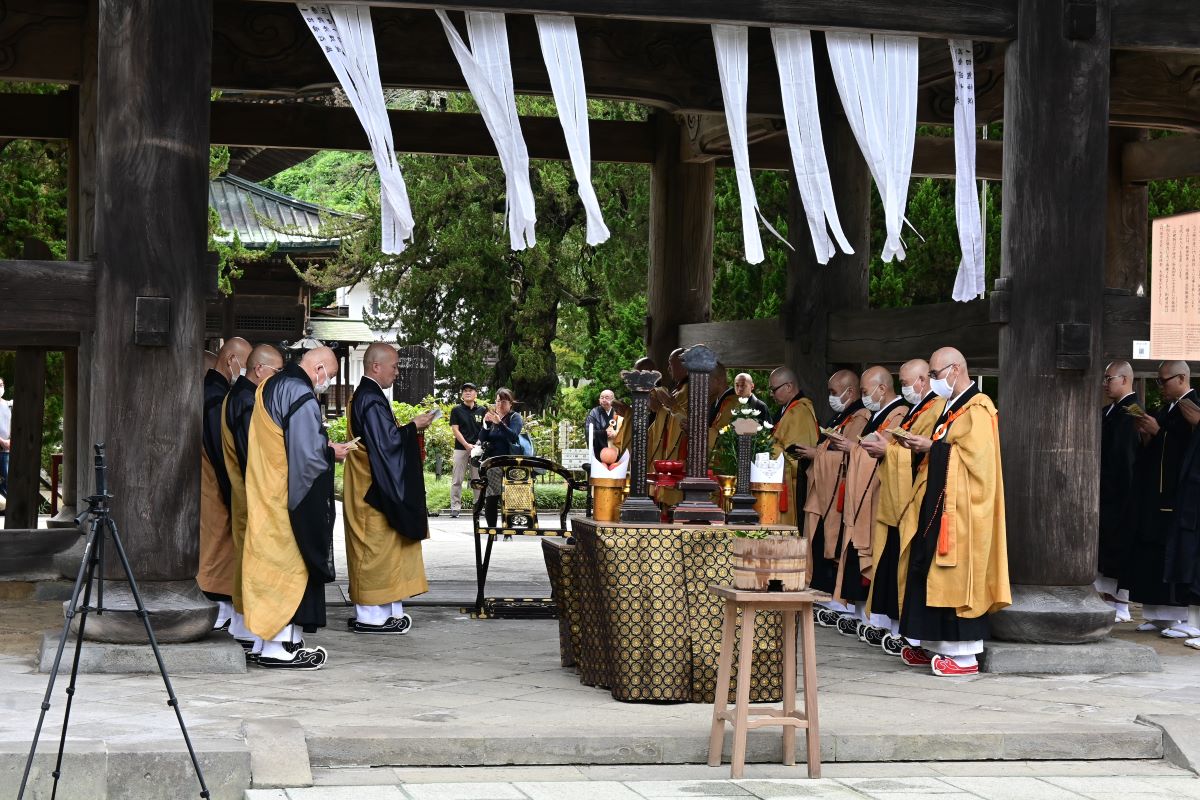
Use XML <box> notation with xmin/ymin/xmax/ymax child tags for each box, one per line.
<box><xmin>672</xmin><ymin>477</ymin><xmax>725</xmax><ymax>523</ymax></box>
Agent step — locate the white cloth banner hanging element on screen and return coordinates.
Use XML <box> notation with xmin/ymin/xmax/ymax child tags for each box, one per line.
<box><xmin>711</xmin><ymin>24</ymin><xmax>787</xmax><ymax>265</ymax></box>
<box><xmin>437</xmin><ymin>10</ymin><xmax>536</xmax><ymax>250</ymax></box>
<box><xmin>297</xmin><ymin>5</ymin><xmax>414</xmax><ymax>255</ymax></box>
<box><xmin>535</xmin><ymin>15</ymin><xmax>609</xmax><ymax>246</ymax></box>
<box><xmin>825</xmin><ymin>32</ymin><xmax>919</xmax><ymax>262</ymax></box>
<box><xmin>770</xmin><ymin>28</ymin><xmax>853</xmax><ymax>265</ymax></box>
<box><xmin>949</xmin><ymin>40</ymin><xmax>986</xmax><ymax>301</ymax></box>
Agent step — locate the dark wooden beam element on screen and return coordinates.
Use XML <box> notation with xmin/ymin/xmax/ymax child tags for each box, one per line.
<box><xmin>0</xmin><ymin>93</ymin><xmax>74</xmax><ymax>140</ymax></box>
<box><xmin>1112</xmin><ymin>0</ymin><xmax>1200</xmax><ymax>52</ymax></box>
<box><xmin>263</xmin><ymin>0</ymin><xmax>1018</xmax><ymax>40</ymax></box>
<box><xmin>735</xmin><ymin>134</ymin><xmax>1003</xmax><ymax>179</ymax></box>
<box><xmin>210</xmin><ymin>101</ymin><xmax>656</xmax><ymax>162</ymax></box>
<box><xmin>1123</xmin><ymin>133</ymin><xmax>1200</xmax><ymax>182</ymax></box>
<box><xmin>678</xmin><ymin>319</ymin><xmax>784</xmax><ymax>368</ymax></box>
<box><xmin>0</xmin><ymin>260</ymin><xmax>96</xmax><ymax>333</ymax></box>
<box><xmin>828</xmin><ymin>299</ymin><xmax>997</xmax><ymax>367</ymax></box>
<box><xmin>4</xmin><ymin>349</ymin><xmax>47</xmax><ymax>529</ymax></box>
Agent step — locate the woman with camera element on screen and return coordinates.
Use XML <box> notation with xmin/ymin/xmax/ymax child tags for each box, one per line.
<box><xmin>475</xmin><ymin>388</ymin><xmax>523</xmax><ymax>529</ymax></box>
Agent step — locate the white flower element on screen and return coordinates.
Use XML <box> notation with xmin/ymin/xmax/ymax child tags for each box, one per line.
<box><xmin>738</xmin><ymin>397</ymin><xmax>749</xmax><ymax>405</ymax></box>
<box><xmin>763</xmin><ymin>421</ymin><xmax>773</xmax><ymax>430</ymax></box>
<box><xmin>751</xmin><ymin>409</ymin><xmax>761</xmax><ymax>417</ymax></box>
<box><xmin>720</xmin><ymin>426</ymin><xmax>729</xmax><ymax>435</ymax></box>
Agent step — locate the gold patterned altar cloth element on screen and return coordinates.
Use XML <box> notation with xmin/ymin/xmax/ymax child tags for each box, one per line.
<box><xmin>543</xmin><ymin>519</ymin><xmax>804</xmax><ymax>704</ymax></box>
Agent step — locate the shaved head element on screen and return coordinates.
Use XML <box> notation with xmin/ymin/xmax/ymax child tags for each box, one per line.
<box><xmin>1103</xmin><ymin>360</ymin><xmax>1135</xmax><ymax>402</ymax></box>
<box><xmin>899</xmin><ymin>359</ymin><xmax>930</xmax><ymax>401</ymax></box>
<box><xmin>861</xmin><ymin>366</ymin><xmax>892</xmax><ymax>392</ymax></box>
<box><xmin>214</xmin><ymin>337</ymin><xmax>252</xmax><ymax>382</ymax></box>
<box><xmin>829</xmin><ymin>369</ymin><xmax>859</xmax><ymax>395</ymax></box>
<box><xmin>1158</xmin><ymin>360</ymin><xmax>1192</xmax><ymax>402</ymax></box>
<box><xmin>363</xmin><ymin>342</ymin><xmax>400</xmax><ymax>390</ymax></box>
<box><xmin>300</xmin><ymin>346</ymin><xmax>338</xmax><ymax>391</ymax></box>
<box><xmin>247</xmin><ymin>343</ymin><xmax>284</xmax><ymax>386</ymax></box>
<box><xmin>364</xmin><ymin>341</ymin><xmax>398</xmax><ymax>367</ymax></box>
<box><xmin>930</xmin><ymin>346</ymin><xmax>970</xmax><ymax>397</ymax></box>
<box><xmin>248</xmin><ymin>343</ymin><xmax>284</xmax><ymax>370</ymax></box>
<box><xmin>734</xmin><ymin>373</ymin><xmax>755</xmax><ymax>398</ymax></box>
<box><xmin>768</xmin><ymin>367</ymin><xmax>798</xmax><ymax>404</ymax></box>
<box><xmin>668</xmin><ymin>348</ymin><xmax>687</xmax><ymax>384</ymax></box>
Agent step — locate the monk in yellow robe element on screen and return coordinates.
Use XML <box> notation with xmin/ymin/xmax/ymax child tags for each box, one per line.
<box><xmin>199</xmin><ymin>336</ymin><xmax>250</xmax><ymax>629</ymax></box>
<box><xmin>648</xmin><ymin>348</ymin><xmax>689</xmax><ymax>506</ymax></box>
<box><xmin>799</xmin><ymin>370</ymin><xmax>870</xmax><ymax>630</ymax></box>
<box><xmin>221</xmin><ymin>343</ymin><xmax>284</xmax><ymax>657</ymax></box>
<box><xmin>834</xmin><ymin>366</ymin><xmax>909</xmax><ymax>642</ymax></box>
<box><xmin>344</xmin><ymin>343</ymin><xmax>434</xmax><ymax>634</ymax></box>
<box><xmin>243</xmin><ymin>346</ymin><xmax>351</xmax><ymax>670</ymax></box>
<box><xmin>895</xmin><ymin>347</ymin><xmax>1011</xmax><ymax>677</ymax></box>
<box><xmin>768</xmin><ymin>367</ymin><xmax>818</xmax><ymax>527</ymax></box>
<box><xmin>861</xmin><ymin>359</ymin><xmax>943</xmax><ymax>657</ymax></box>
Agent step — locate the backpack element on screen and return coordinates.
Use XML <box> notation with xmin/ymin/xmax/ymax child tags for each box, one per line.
<box><xmin>518</xmin><ymin>430</ymin><xmax>535</xmax><ymax>457</ymax></box>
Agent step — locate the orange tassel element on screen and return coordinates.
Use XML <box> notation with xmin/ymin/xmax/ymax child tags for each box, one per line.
<box><xmin>836</xmin><ymin>480</ymin><xmax>846</xmax><ymax>513</ymax></box>
<box><xmin>937</xmin><ymin>512</ymin><xmax>951</xmax><ymax>556</ymax></box>
<box><xmin>780</xmin><ymin>480</ymin><xmax>789</xmax><ymax>513</ymax></box>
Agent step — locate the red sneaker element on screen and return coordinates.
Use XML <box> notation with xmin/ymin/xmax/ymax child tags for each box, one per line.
<box><xmin>931</xmin><ymin>655</ymin><xmax>979</xmax><ymax>676</ymax></box>
<box><xmin>900</xmin><ymin>646</ymin><xmax>932</xmax><ymax>666</ymax></box>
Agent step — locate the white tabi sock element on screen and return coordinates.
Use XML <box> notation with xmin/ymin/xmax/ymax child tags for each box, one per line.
<box><xmin>1141</xmin><ymin>604</ymin><xmax>1187</xmax><ymax>623</ymax></box>
<box><xmin>1189</xmin><ymin>606</ymin><xmax>1200</xmax><ymax>630</ymax></box>
<box><xmin>924</xmin><ymin>639</ymin><xmax>984</xmax><ymax>658</ymax></box>
<box><xmin>950</xmin><ymin>654</ymin><xmax>978</xmax><ymax>667</ymax></box>
<box><xmin>355</xmin><ymin>603</ymin><xmax>405</xmax><ymax>626</ymax></box>
<box><xmin>228</xmin><ymin>611</ymin><xmax>253</xmax><ymax>641</ymax></box>
<box><xmin>214</xmin><ymin>600</ymin><xmax>234</xmax><ymax>628</ymax></box>
<box><xmin>866</xmin><ymin>613</ymin><xmax>891</xmax><ymax>630</ymax></box>
<box><xmin>260</xmin><ymin>624</ymin><xmax>303</xmax><ymax>660</ymax></box>
<box><xmin>890</xmin><ymin>620</ymin><xmax>902</xmax><ymax>636</ymax></box>
<box><xmin>1094</xmin><ymin>574</ymin><xmax>1118</xmax><ymax>599</ymax></box>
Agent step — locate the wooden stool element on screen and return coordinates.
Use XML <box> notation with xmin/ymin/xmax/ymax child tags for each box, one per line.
<box><xmin>706</xmin><ymin>585</ymin><xmax>822</xmax><ymax>779</ymax></box>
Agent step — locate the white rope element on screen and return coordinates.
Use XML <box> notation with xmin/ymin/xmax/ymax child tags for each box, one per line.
<box><xmin>770</xmin><ymin>28</ymin><xmax>853</xmax><ymax>265</ymax></box>
<box><xmin>297</xmin><ymin>4</ymin><xmax>414</xmax><ymax>254</ymax></box>
<box><xmin>826</xmin><ymin>32</ymin><xmax>918</xmax><ymax>262</ymax></box>
<box><xmin>437</xmin><ymin>10</ymin><xmax>537</xmax><ymax>250</ymax></box>
<box><xmin>949</xmin><ymin>40</ymin><xmax>986</xmax><ymax>301</ymax></box>
<box><xmin>535</xmin><ymin>15</ymin><xmax>609</xmax><ymax>246</ymax></box>
<box><xmin>712</xmin><ymin>24</ymin><xmax>788</xmax><ymax>265</ymax></box>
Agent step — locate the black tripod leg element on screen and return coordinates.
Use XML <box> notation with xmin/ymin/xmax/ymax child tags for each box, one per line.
<box><xmin>18</xmin><ymin>522</ymin><xmax>100</xmax><ymax>800</ymax></box>
<box><xmin>105</xmin><ymin>518</ymin><xmax>211</xmax><ymax>799</ymax></box>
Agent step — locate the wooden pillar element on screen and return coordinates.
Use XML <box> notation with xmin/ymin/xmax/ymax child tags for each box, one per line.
<box><xmin>87</xmin><ymin>0</ymin><xmax>214</xmax><ymax>641</ymax></box>
<box><xmin>1105</xmin><ymin>127</ymin><xmax>1149</xmax><ymax>292</ymax></box>
<box><xmin>647</xmin><ymin>111</ymin><xmax>715</xmax><ymax>372</ymax></box>
<box><xmin>782</xmin><ymin>33</ymin><xmax>870</xmax><ymax>415</ymax></box>
<box><xmin>992</xmin><ymin>0</ymin><xmax>1114</xmax><ymax>643</ymax></box>
<box><xmin>5</xmin><ymin>349</ymin><xmax>47</xmax><ymax>529</ymax></box>
<box><xmin>67</xmin><ymin>0</ymin><xmax>98</xmax><ymax>519</ymax></box>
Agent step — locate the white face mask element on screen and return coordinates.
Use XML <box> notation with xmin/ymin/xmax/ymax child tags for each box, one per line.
<box><xmin>901</xmin><ymin>384</ymin><xmax>922</xmax><ymax>405</ymax></box>
<box><xmin>314</xmin><ymin>364</ymin><xmax>332</xmax><ymax>394</ymax></box>
<box><xmin>828</xmin><ymin>391</ymin><xmax>847</xmax><ymax>414</ymax></box>
<box><xmin>930</xmin><ymin>365</ymin><xmax>956</xmax><ymax>399</ymax></box>
<box><xmin>863</xmin><ymin>389</ymin><xmax>882</xmax><ymax>414</ymax></box>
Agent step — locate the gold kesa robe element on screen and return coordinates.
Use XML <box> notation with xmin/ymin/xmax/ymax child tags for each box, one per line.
<box><xmin>220</xmin><ymin>395</ymin><xmax>248</xmax><ymax>612</ymax></box>
<box><xmin>770</xmin><ymin>397</ymin><xmax>818</xmax><ymax>527</ymax></box>
<box><xmin>648</xmin><ymin>382</ymin><xmax>688</xmax><ymax>465</ymax></box>
<box><xmin>241</xmin><ymin>380</ymin><xmax>308</xmax><ymax>640</ymax></box>
<box><xmin>919</xmin><ymin>393</ymin><xmax>1011</xmax><ymax>618</ymax></box>
<box><xmin>867</xmin><ymin>395</ymin><xmax>943</xmax><ymax>615</ymax></box>
<box><xmin>343</xmin><ymin>396</ymin><xmax>429</xmax><ymax>606</ymax></box>
<box><xmin>803</xmin><ymin>407</ymin><xmax>870</xmax><ymax>551</ymax></box>
<box><xmin>708</xmin><ymin>392</ymin><xmax>738</xmax><ymax>453</ymax></box>
<box><xmin>836</xmin><ymin>402</ymin><xmax>909</xmax><ymax>600</ymax></box>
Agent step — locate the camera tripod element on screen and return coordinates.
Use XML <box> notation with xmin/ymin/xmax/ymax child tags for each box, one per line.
<box><xmin>19</xmin><ymin>444</ymin><xmax>210</xmax><ymax>799</ymax></box>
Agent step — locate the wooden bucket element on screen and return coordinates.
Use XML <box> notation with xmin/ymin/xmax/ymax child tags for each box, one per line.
<box><xmin>590</xmin><ymin>476</ymin><xmax>626</xmax><ymax>522</ymax></box>
<box><xmin>750</xmin><ymin>482</ymin><xmax>783</xmax><ymax>525</ymax></box>
<box><xmin>731</xmin><ymin>535</ymin><xmax>807</xmax><ymax>591</ymax></box>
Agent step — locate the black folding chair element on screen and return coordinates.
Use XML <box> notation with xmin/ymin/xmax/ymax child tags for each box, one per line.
<box><xmin>467</xmin><ymin>455</ymin><xmax>585</xmax><ymax>619</ymax></box>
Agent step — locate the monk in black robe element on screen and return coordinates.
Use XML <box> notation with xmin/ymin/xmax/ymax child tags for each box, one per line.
<box><xmin>1164</xmin><ymin>421</ymin><xmax>1200</xmax><ymax>649</ymax></box>
<box><xmin>1094</xmin><ymin>361</ymin><xmax>1140</xmax><ymax>623</ymax></box>
<box><xmin>344</xmin><ymin>343</ymin><xmax>434</xmax><ymax>635</ymax></box>
<box><xmin>1124</xmin><ymin>361</ymin><xmax>1198</xmax><ymax>638</ymax></box>
<box><xmin>243</xmin><ymin>346</ymin><xmax>350</xmax><ymax>670</ymax></box>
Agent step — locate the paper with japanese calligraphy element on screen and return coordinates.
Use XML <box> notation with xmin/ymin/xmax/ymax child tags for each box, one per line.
<box><xmin>297</xmin><ymin>4</ymin><xmax>414</xmax><ymax>255</ymax></box>
<box><xmin>1150</xmin><ymin>210</ymin><xmax>1200</xmax><ymax>360</ymax></box>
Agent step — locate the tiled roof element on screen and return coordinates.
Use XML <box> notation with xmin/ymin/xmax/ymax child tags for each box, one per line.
<box><xmin>209</xmin><ymin>174</ymin><xmax>353</xmax><ymax>251</ymax></box>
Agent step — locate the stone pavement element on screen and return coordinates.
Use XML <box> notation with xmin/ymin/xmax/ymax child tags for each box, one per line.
<box><xmin>250</xmin><ymin>761</ymin><xmax>1200</xmax><ymax>800</ymax></box>
<box><xmin>2</xmin><ymin>515</ymin><xmax>1200</xmax><ymax>798</ymax></box>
